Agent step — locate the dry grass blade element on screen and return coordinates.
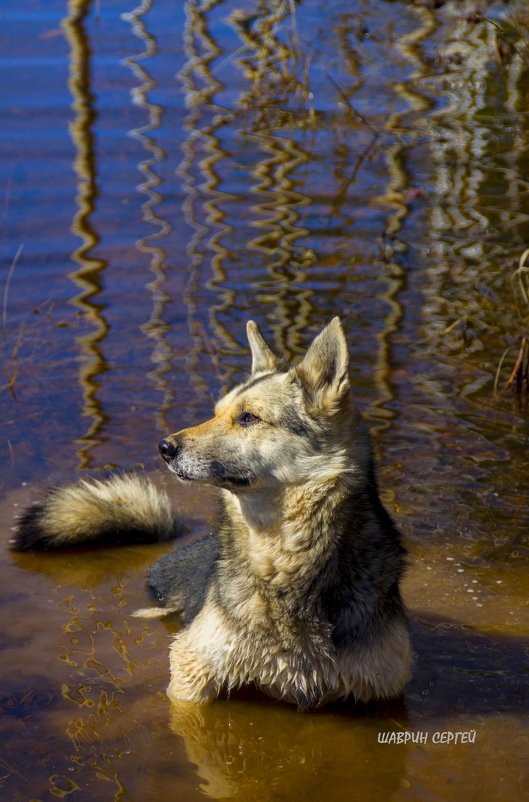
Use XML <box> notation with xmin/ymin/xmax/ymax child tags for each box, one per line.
<box><xmin>512</xmin><ymin>246</ymin><xmax>529</xmax><ymax>305</ymax></box>
<box><xmin>475</xmin><ymin>14</ymin><xmax>529</xmax><ymax>68</ymax></box>
<box><xmin>495</xmin><ymin>337</ymin><xmax>529</xmax><ymax>411</ymax></box>
<box><xmin>3</xmin><ymin>244</ymin><xmax>23</xmax><ymax>349</ymax></box>
<box><xmin>493</xmin><ymin>345</ymin><xmax>512</xmax><ymax>395</ymax></box>
<box><xmin>325</xmin><ymin>71</ymin><xmax>379</xmax><ymax>136</ymax></box>
<box><xmin>287</xmin><ymin>0</ymin><xmax>301</xmax><ymax>61</ymax></box>
<box><xmin>504</xmin><ymin>337</ymin><xmax>527</xmax><ymax>390</ymax></box>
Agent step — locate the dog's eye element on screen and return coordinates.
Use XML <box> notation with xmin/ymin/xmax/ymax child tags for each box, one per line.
<box><xmin>238</xmin><ymin>412</ymin><xmax>260</xmax><ymax>426</ymax></box>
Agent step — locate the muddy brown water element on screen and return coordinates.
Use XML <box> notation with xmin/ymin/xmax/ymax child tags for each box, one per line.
<box><xmin>1</xmin><ymin>0</ymin><xmax>529</xmax><ymax>800</ymax></box>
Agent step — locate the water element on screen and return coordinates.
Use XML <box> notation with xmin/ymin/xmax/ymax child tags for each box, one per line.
<box><xmin>1</xmin><ymin>0</ymin><xmax>528</xmax><ymax>799</ymax></box>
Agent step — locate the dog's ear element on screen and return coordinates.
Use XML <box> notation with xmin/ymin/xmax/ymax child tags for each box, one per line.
<box><xmin>246</xmin><ymin>320</ymin><xmax>278</xmax><ymax>374</ymax></box>
<box><xmin>295</xmin><ymin>317</ymin><xmax>350</xmax><ymax>410</ymax></box>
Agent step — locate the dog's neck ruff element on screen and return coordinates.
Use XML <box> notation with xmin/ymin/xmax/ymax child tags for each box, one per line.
<box><xmin>221</xmin><ymin>478</ymin><xmax>350</xmax><ymax>593</ymax></box>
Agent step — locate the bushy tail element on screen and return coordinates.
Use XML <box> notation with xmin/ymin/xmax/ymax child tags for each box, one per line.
<box><xmin>12</xmin><ymin>474</ymin><xmax>181</xmax><ymax>551</ymax></box>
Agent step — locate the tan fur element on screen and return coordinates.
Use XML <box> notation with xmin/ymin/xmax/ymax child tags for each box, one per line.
<box><xmin>38</xmin><ymin>475</ymin><xmax>174</xmax><ymax>545</ymax></box>
<box><xmin>157</xmin><ymin>318</ymin><xmax>412</xmax><ymax>708</ymax></box>
<box><xmin>168</xmin><ymin>596</ymin><xmax>411</xmax><ymax>706</ymax></box>
<box><xmin>166</xmin><ymin>473</ymin><xmax>412</xmax><ymax>706</ymax></box>
<box><xmin>15</xmin><ymin>318</ymin><xmax>411</xmax><ymax>709</ymax></box>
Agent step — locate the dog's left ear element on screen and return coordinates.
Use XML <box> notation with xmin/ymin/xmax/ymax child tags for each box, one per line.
<box><xmin>295</xmin><ymin>317</ymin><xmax>350</xmax><ymax>410</ymax></box>
<box><xmin>246</xmin><ymin>320</ymin><xmax>278</xmax><ymax>374</ymax></box>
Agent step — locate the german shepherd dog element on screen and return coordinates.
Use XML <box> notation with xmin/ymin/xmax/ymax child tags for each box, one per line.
<box><xmin>13</xmin><ymin>318</ymin><xmax>412</xmax><ymax>710</ymax></box>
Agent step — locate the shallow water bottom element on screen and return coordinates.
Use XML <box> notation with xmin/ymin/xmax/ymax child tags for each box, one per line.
<box><xmin>0</xmin><ymin>478</ymin><xmax>527</xmax><ymax>802</ymax></box>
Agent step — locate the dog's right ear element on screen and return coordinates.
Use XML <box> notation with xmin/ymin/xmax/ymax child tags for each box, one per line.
<box><xmin>246</xmin><ymin>320</ymin><xmax>278</xmax><ymax>374</ymax></box>
<box><xmin>294</xmin><ymin>317</ymin><xmax>350</xmax><ymax>412</ymax></box>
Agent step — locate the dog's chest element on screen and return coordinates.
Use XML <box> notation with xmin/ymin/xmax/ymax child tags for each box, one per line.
<box><xmin>246</xmin><ymin>525</ymin><xmax>309</xmax><ymax>585</ymax></box>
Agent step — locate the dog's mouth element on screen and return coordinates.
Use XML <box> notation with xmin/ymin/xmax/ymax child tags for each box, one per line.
<box><xmin>210</xmin><ymin>460</ymin><xmax>252</xmax><ymax>489</ymax></box>
<box><xmin>173</xmin><ymin>467</ymin><xmax>194</xmax><ymax>482</ymax></box>
<box><xmin>169</xmin><ymin>463</ymin><xmax>252</xmax><ymax>489</ymax></box>
<box><xmin>221</xmin><ymin>475</ymin><xmax>251</xmax><ymax>488</ymax></box>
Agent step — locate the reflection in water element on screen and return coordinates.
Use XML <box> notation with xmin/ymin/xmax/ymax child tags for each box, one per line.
<box><xmin>178</xmin><ymin>0</ymin><xmax>327</xmax><ymax>377</ymax></box>
<box><xmin>3</xmin><ymin>1</ymin><xmax>529</xmax><ymax>800</ymax></box>
<box><xmin>167</xmin><ymin>605</ymin><xmax>529</xmax><ymax>801</ymax></box>
<box><xmin>368</xmin><ymin>7</ymin><xmax>437</xmax><ymax>435</ymax></box>
<box><xmin>62</xmin><ymin>0</ymin><xmax>110</xmax><ymax>469</ymax></box>
<box><xmin>421</xmin><ymin>13</ymin><xmax>505</xmax><ymax>356</ymax></box>
<box><xmin>178</xmin><ymin>0</ymin><xmax>238</xmax><ymax>405</ymax></box>
<box><xmin>169</xmin><ymin>698</ymin><xmax>405</xmax><ymax>801</ymax></box>
<box><xmin>417</xmin><ymin>12</ymin><xmax>529</xmax><ymax>379</ymax></box>
<box><xmin>4</xmin><ymin>513</ymin><xmax>529</xmax><ymax>802</ymax></box>
<box><xmin>231</xmin><ymin>3</ymin><xmax>317</xmax><ymax>357</ymax></box>
<box><xmin>230</xmin><ymin>2</ymin><xmax>313</xmax><ymax>126</ymax></box>
<box><xmin>246</xmin><ymin>131</ymin><xmax>313</xmax><ymax>356</ymax></box>
<box><xmin>122</xmin><ymin>0</ymin><xmax>176</xmax><ymax>432</ymax></box>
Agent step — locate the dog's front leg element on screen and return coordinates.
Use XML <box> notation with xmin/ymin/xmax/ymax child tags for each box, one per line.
<box><xmin>167</xmin><ymin>639</ymin><xmax>219</xmax><ymax>704</ymax></box>
<box><xmin>167</xmin><ymin>600</ymin><xmax>232</xmax><ymax>704</ymax></box>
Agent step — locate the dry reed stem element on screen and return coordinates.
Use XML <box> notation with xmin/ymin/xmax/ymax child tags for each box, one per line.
<box><xmin>3</xmin><ymin>244</ymin><xmax>23</xmax><ymax>349</ymax></box>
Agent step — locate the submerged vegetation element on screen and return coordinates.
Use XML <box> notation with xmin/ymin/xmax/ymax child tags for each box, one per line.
<box><xmin>494</xmin><ymin>249</ymin><xmax>529</xmax><ymax>411</ymax></box>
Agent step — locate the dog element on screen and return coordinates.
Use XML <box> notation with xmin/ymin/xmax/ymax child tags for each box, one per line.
<box><xmin>13</xmin><ymin>318</ymin><xmax>412</xmax><ymax>710</ymax></box>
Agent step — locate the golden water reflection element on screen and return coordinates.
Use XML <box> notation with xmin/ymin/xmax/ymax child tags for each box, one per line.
<box><xmin>2</xmin><ymin>477</ymin><xmax>527</xmax><ymax>801</ymax></box>
<box><xmin>122</xmin><ymin>0</ymin><xmax>176</xmax><ymax>433</ymax></box>
<box><xmin>2</xmin><ymin>0</ymin><xmax>529</xmax><ymax>800</ymax></box>
<box><xmin>63</xmin><ymin>0</ymin><xmax>109</xmax><ymax>470</ymax></box>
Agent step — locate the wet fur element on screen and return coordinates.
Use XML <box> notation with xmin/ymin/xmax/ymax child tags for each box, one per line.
<box><xmin>14</xmin><ymin>474</ymin><xmax>179</xmax><ymax>550</ymax></box>
<box><xmin>13</xmin><ymin>318</ymin><xmax>412</xmax><ymax>709</ymax></box>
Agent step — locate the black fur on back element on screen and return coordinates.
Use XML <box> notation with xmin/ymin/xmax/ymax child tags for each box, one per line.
<box><xmin>148</xmin><ymin>533</ymin><xmax>219</xmax><ymax>622</ymax></box>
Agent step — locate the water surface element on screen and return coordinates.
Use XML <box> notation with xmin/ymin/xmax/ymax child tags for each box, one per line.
<box><xmin>1</xmin><ymin>0</ymin><xmax>528</xmax><ymax>800</ymax></box>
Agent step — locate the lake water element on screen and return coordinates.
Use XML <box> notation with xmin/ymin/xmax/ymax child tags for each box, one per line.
<box><xmin>1</xmin><ymin>0</ymin><xmax>528</xmax><ymax>800</ymax></box>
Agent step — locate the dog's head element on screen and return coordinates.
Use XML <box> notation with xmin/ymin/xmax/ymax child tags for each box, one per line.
<box><xmin>159</xmin><ymin>318</ymin><xmax>368</xmax><ymax>491</ymax></box>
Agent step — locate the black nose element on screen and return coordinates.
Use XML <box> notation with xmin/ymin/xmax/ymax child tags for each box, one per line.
<box><xmin>158</xmin><ymin>438</ymin><xmax>177</xmax><ymax>462</ymax></box>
